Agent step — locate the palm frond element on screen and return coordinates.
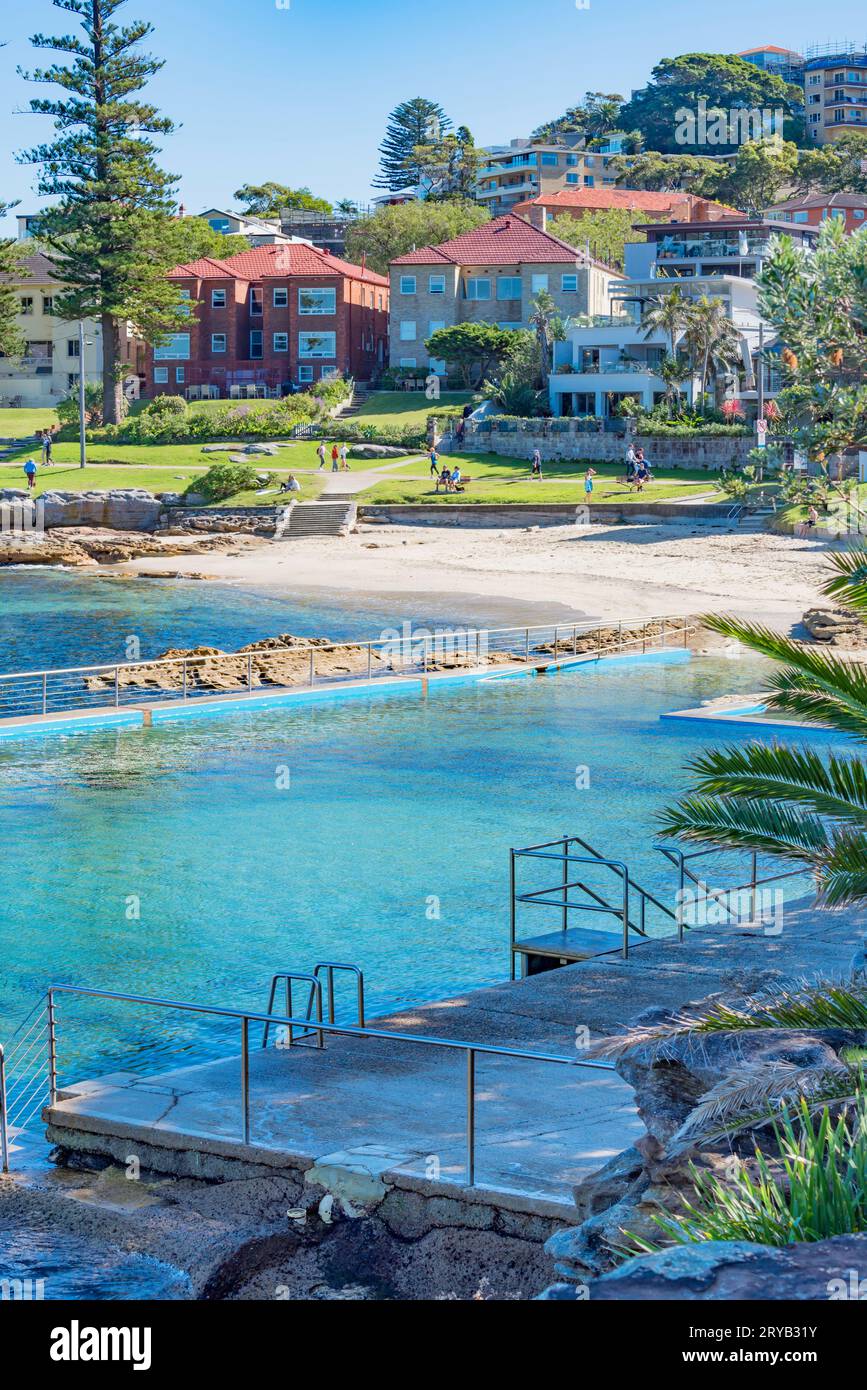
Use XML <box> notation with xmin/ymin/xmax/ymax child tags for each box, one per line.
<box><xmin>659</xmin><ymin>792</ymin><xmax>831</xmax><ymax>862</ymax></box>
<box><xmin>821</xmin><ymin>547</ymin><xmax>867</xmax><ymax>617</ymax></box>
<box><xmin>671</xmin><ymin>1061</ymin><xmax>858</xmax><ymax>1149</ymax></box>
<box><xmin>683</xmin><ymin>741</ymin><xmax>867</xmax><ymax>827</ymax></box>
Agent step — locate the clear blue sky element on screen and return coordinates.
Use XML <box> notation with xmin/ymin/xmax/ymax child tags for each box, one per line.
<box><xmin>1</xmin><ymin>0</ymin><xmax>864</xmax><ymax>233</ymax></box>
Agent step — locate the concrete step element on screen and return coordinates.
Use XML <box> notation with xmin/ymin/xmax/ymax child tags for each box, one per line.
<box><xmin>285</xmin><ymin>502</ymin><xmax>356</xmax><ymax>538</ymax></box>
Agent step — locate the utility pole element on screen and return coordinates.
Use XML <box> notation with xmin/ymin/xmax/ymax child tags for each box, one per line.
<box><xmin>756</xmin><ymin>321</ymin><xmax>765</xmax><ymax>482</ymax></box>
<box><xmin>78</xmin><ymin>319</ymin><xmax>86</xmax><ymax>469</ymax></box>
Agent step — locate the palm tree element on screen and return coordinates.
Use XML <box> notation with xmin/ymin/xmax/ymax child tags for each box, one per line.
<box><xmin>683</xmin><ymin>296</ymin><xmax>742</xmax><ymax>414</ymax></box>
<box><xmin>528</xmin><ymin>290</ymin><xmax>561</xmax><ymax>390</ymax></box>
<box><xmin>660</xmin><ymin>546</ymin><xmax>867</xmax><ymax>908</ymax></box>
<box><xmin>657</xmin><ymin>353</ymin><xmax>691</xmax><ymax>415</ymax></box>
<box><xmin>642</xmin><ymin>286</ymin><xmax>693</xmax><ymax>359</ymax></box>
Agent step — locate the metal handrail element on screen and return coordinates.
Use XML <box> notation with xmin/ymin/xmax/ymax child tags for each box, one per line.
<box><xmin>42</xmin><ymin>984</ymin><xmax>614</xmax><ymax>1188</ymax></box>
<box><xmin>261</xmin><ymin>973</ymin><xmax>323</xmax><ymax>1050</ymax></box>
<box><xmin>0</xmin><ymin>1045</ymin><xmax>8</xmax><ymax>1174</ymax></box>
<box><xmin>312</xmin><ymin>962</ymin><xmax>365</xmax><ymax>1028</ymax></box>
<box><xmin>654</xmin><ymin>843</ymin><xmax>807</xmax><ymax>940</ymax></box>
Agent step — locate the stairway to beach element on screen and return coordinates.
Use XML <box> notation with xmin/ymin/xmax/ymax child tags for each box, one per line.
<box><xmin>283</xmin><ymin>500</ymin><xmax>357</xmax><ymax>538</ymax></box>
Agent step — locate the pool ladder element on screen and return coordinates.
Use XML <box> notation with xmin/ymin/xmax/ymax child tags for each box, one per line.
<box><xmin>261</xmin><ymin>961</ymin><xmax>365</xmax><ymax>1050</ymax></box>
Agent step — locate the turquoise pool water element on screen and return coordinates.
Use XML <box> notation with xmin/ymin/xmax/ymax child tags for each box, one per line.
<box><xmin>0</xmin><ymin>648</ymin><xmax>837</xmax><ymax>1086</ymax></box>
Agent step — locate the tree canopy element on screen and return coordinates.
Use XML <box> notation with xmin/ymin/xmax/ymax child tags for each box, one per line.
<box><xmin>344</xmin><ymin>199</ymin><xmax>489</xmax><ymax>276</ymax></box>
<box><xmin>0</xmin><ymin>202</ymin><xmax>26</xmax><ymax>358</ymax></box>
<box><xmin>374</xmin><ymin>98</ymin><xmax>452</xmax><ymax>191</ymax></box>
<box><xmin>425</xmin><ymin>322</ymin><xmax>516</xmax><ymax>388</ymax></box>
<box><xmin>232</xmin><ymin>182</ymin><xmax>333</xmax><ymax>217</ymax></box>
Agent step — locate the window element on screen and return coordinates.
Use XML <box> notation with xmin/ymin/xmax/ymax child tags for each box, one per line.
<box><xmin>465</xmin><ymin>277</ymin><xmax>491</xmax><ymax>300</ymax></box>
<box><xmin>399</xmin><ymin>320</ymin><xmax>417</xmax><ymax>341</ymax></box>
<box><xmin>67</xmin><ymin>373</ymin><xmax>78</xmax><ymax>389</ymax></box>
<box><xmin>298</xmin><ymin>331</ymin><xmax>336</xmax><ymax>358</ymax></box>
<box><xmin>273</xmin><ymin>287</ymin><xmax>288</xmax><ymax>308</ymax></box>
<box><xmin>249</xmin><ymin>330</ymin><xmax>263</xmax><ymax>359</ymax></box>
<box><xmin>297</xmin><ymin>365</ymin><xmax>314</xmax><ymax>382</ymax></box>
<box><xmin>178</xmin><ymin>289</ymin><xmax>191</xmax><ymax>316</ymax></box>
<box><xmin>399</xmin><ymin>276</ymin><xmax>416</xmax><ymax>294</ymax></box>
<box><xmin>20</xmin><ymin>296</ymin><xmax>33</xmax><ymax>315</ymax></box>
<box><xmin>540</xmin><ymin>153</ymin><xmax>558</xmax><ymax>166</ymax></box>
<box><xmin>398</xmin><ymin>357</ymin><xmax>416</xmax><ymax>368</ymax></box>
<box><xmin>67</xmin><ymin>338</ymin><xmax>80</xmax><ymax>357</ymax></box>
<box><xmin>175</xmin><ymin>366</ymin><xmax>185</xmax><ymax>383</ymax></box>
<box><xmin>211</xmin><ymin>333</ymin><xmax>227</xmax><ymax>353</ymax></box>
<box><xmin>154</xmin><ymin>333</ymin><xmax>191</xmax><ymax>360</ymax></box>
<box><xmin>208</xmin><ymin>217</ymin><xmax>231</xmax><ymax>233</ymax></box>
<box><xmin>497</xmin><ymin>277</ymin><xmax>522</xmax><ymax>300</ymax></box>
<box><xmin>154</xmin><ymin>367</ymin><xmax>168</xmax><ymax>384</ymax></box>
<box><xmin>377</xmin><ymin>294</ymin><xmax>383</xmax><ymax>310</ymax></box>
<box><xmin>855</xmin><ymin>210</ymin><xmax>865</xmax><ymax>220</ymax></box>
<box><xmin>250</xmin><ymin>287</ymin><xmax>264</xmax><ymax>315</ymax></box>
<box><xmin>585</xmin><ymin>175</ymin><xmax>595</xmax><ymax>187</ymax></box>
<box><xmin>566</xmin><ymin>154</ymin><xmax>578</xmax><ymax>166</ymax></box>
<box><xmin>531</xmin><ymin>274</ymin><xmax>549</xmax><ymax>294</ymax></box>
<box><xmin>428</xmin><ymin>274</ymin><xmax>445</xmax><ymax>294</ymax></box>
<box><xmin>211</xmin><ymin>288</ymin><xmax>227</xmax><ymax>308</ymax></box>
<box><xmin>298</xmin><ymin>287</ymin><xmax>336</xmax><ymax>315</ymax></box>
<box><xmin>561</xmin><ymin>274</ymin><xmax>578</xmax><ymax>292</ymax></box>
<box><xmin>566</xmin><ymin>173</ymin><xmax>580</xmax><ymax>184</ymax></box>
<box><xmin>793</xmin><ymin>211</ymin><xmax>809</xmax><ymax>223</ymax></box>
<box><xmin>273</xmin><ymin>332</ymin><xmax>289</xmax><ymax>352</ymax></box>
<box><xmin>42</xmin><ymin>296</ymin><xmax>54</xmax><ymax>315</ymax></box>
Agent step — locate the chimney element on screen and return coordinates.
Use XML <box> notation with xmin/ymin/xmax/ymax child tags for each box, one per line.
<box><xmin>527</xmin><ymin>202</ymin><xmax>547</xmax><ymax>231</ymax></box>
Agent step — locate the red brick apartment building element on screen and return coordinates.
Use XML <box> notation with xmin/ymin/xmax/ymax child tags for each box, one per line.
<box><xmin>146</xmin><ymin>243</ymin><xmax>390</xmax><ymax>397</ymax></box>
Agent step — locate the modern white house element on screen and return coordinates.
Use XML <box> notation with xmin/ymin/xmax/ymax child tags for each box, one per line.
<box><xmin>548</xmin><ymin>217</ymin><xmax>817</xmax><ymax>420</ymax></box>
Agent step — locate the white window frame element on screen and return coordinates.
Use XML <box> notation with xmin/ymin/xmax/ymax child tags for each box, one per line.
<box><xmin>249</xmin><ymin>329</ymin><xmax>263</xmax><ymax>359</ymax></box>
<box><xmin>154</xmin><ymin>333</ymin><xmax>191</xmax><ymax>361</ymax></box>
<box><xmin>153</xmin><ymin>366</ymin><xmax>168</xmax><ymax>384</ymax></box>
<box><xmin>249</xmin><ymin>287</ymin><xmax>264</xmax><ymax>315</ymax></box>
<box><xmin>273</xmin><ymin>332</ymin><xmax>289</xmax><ymax>352</ymax></box>
<box><xmin>399</xmin><ymin>320</ymin><xmax>417</xmax><ymax>341</ymax></box>
<box><xmin>398</xmin><ymin>357</ymin><xmax>417</xmax><ymax>368</ymax></box>
<box><xmin>175</xmin><ymin>366</ymin><xmax>185</xmax><ymax>383</ymax></box>
<box><xmin>561</xmin><ymin>274</ymin><xmax>579</xmax><ymax>292</ymax></box>
<box><xmin>399</xmin><ymin>275</ymin><xmax>417</xmax><ymax>294</ymax></box>
<box><xmin>297</xmin><ymin>365</ymin><xmax>314</xmax><ymax>382</ymax></box>
<box><xmin>272</xmin><ymin>287</ymin><xmax>289</xmax><ymax>308</ymax></box>
<box><xmin>211</xmin><ymin>333</ymin><xmax>227</xmax><ymax>353</ymax></box>
<box><xmin>298</xmin><ymin>331</ymin><xmax>336</xmax><ymax>359</ymax></box>
<box><xmin>298</xmin><ymin>287</ymin><xmax>336</xmax><ymax>316</ymax></box>
<box><xmin>211</xmin><ymin>288</ymin><xmax>227</xmax><ymax>308</ymax></box>
<box><xmin>428</xmin><ymin>274</ymin><xmax>445</xmax><ymax>294</ymax></box>
<box><xmin>531</xmin><ymin>274</ymin><xmax>549</xmax><ymax>294</ymax></box>
<box><xmin>497</xmin><ymin>277</ymin><xmax>522</xmax><ymax>301</ymax></box>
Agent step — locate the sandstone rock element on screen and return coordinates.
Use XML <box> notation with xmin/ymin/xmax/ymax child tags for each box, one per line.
<box><xmin>582</xmin><ymin>1232</ymin><xmax>867</xmax><ymax>1300</ymax></box>
<box><xmin>802</xmin><ymin>605</ymin><xmax>867</xmax><ymax>647</ymax></box>
<box><xmin>347</xmin><ymin>444</ymin><xmax>409</xmax><ymax>459</ymax></box>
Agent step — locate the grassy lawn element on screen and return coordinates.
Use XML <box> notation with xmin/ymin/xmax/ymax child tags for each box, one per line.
<box><xmin>0</xmin><ymin>407</ymin><xmax>60</xmax><ymax>438</ymax></box>
<box><xmin>0</xmin><ymin>459</ymin><xmax>327</xmax><ymax>506</ymax></box>
<box><xmin>352</xmin><ymin>390</ymin><xmax>473</xmax><ymax>430</ymax></box>
<box><xmin>358</xmin><ymin>453</ymin><xmax>725</xmax><ymax>505</ymax></box>
<box><xmin>0</xmin><ymin>438</ymin><xmax>406</xmax><ymax>472</ymax></box>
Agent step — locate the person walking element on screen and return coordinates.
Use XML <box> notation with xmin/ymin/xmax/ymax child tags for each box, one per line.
<box><xmin>625</xmin><ymin>442</ymin><xmax>636</xmax><ymax>482</ymax></box>
<box><xmin>429</xmin><ymin>446</ymin><xmax>439</xmax><ymax>478</ymax></box>
<box><xmin>23</xmin><ymin>458</ymin><xmax>38</xmax><ymax>491</ymax></box>
<box><xmin>339</xmin><ymin>442</ymin><xmax>349</xmax><ymax>471</ymax></box>
<box><xmin>531</xmin><ymin>448</ymin><xmax>542</xmax><ymax>479</ymax></box>
<box><xmin>584</xmin><ymin>466</ymin><xmax>597</xmax><ymax>499</ymax></box>
<box><xmin>316</xmin><ymin>442</ymin><xmax>326</xmax><ymax>470</ymax></box>
<box><xmin>331</xmin><ymin>444</ymin><xmax>340</xmax><ymax>472</ymax></box>
<box><xmin>41</xmin><ymin>430</ymin><xmax>53</xmax><ymax>467</ymax></box>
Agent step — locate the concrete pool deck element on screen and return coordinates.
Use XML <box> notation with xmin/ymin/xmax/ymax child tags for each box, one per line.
<box><xmin>43</xmin><ymin>894</ymin><xmax>865</xmax><ymax>1220</ymax></box>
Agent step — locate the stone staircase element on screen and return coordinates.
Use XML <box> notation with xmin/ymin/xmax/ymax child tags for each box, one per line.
<box><xmin>283</xmin><ymin>500</ymin><xmax>357</xmax><ymax>538</ymax></box>
<box><xmin>340</xmin><ymin>382</ymin><xmax>373</xmax><ymax>419</ymax></box>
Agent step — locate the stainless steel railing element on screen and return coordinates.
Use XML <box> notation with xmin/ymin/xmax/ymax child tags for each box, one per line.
<box><xmin>654</xmin><ymin>843</ymin><xmax>809</xmax><ymax>940</ymax></box>
<box><xmin>40</xmin><ymin>984</ymin><xmax>614</xmax><ymax>1188</ymax></box>
<box><xmin>0</xmin><ymin>616</ymin><xmax>694</xmax><ymax>722</ymax></box>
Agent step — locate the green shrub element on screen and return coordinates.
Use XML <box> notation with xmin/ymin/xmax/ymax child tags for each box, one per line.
<box><xmin>144</xmin><ymin>394</ymin><xmax>188</xmax><ymax>419</ymax></box>
<box><xmin>191</xmin><ymin>462</ymin><xmax>272</xmax><ymax>502</ymax></box>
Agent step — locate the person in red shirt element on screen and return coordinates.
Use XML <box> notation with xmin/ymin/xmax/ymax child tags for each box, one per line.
<box><xmin>331</xmin><ymin>444</ymin><xmax>339</xmax><ymax>471</ymax></box>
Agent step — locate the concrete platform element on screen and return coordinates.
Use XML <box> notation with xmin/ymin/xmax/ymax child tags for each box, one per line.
<box><xmin>43</xmin><ymin>894</ymin><xmax>863</xmax><ymax>1213</ymax></box>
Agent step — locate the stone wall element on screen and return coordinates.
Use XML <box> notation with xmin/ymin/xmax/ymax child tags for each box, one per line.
<box><xmin>437</xmin><ymin>420</ymin><xmax>754</xmax><ymax>468</ymax></box>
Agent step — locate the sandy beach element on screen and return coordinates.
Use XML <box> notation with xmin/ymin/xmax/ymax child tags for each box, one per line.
<box><xmin>111</xmin><ymin>519</ymin><xmax>835</xmax><ymax>631</ymax></box>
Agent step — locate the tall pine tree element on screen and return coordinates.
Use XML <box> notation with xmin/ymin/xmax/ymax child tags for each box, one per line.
<box><xmin>19</xmin><ymin>0</ymin><xmax>188</xmax><ymax>423</ymax></box>
<box><xmin>374</xmin><ymin>98</ymin><xmax>452</xmax><ymax>191</ymax></box>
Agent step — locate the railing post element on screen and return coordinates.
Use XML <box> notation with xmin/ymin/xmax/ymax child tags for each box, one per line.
<box><xmin>47</xmin><ymin>989</ymin><xmax>57</xmax><ymax>1104</ymax></box>
<box><xmin>554</xmin><ymin>625</ymin><xmax>559</xmax><ymax>659</ymax></box>
<box><xmin>309</xmin><ymin>649</ymin><xmax>315</xmax><ymax>687</ymax></box>
<box><xmin>524</xmin><ymin>628</ymin><xmax>530</xmax><ymax>663</ymax></box>
<box><xmin>42</xmin><ymin>673</ymin><xmax>47</xmax><ymax>717</ymax></box>
<box><xmin>509</xmin><ymin>848</ymin><xmax>517</xmax><ymax>980</ymax></box>
<box><xmin>367</xmin><ymin>643</ymin><xmax>372</xmax><ymax>681</ymax></box>
<box><xmin>750</xmin><ymin>852</ymin><xmax>758</xmax><ymax>922</ymax></box>
<box><xmin>423</xmin><ymin>637</ymin><xmax>428</xmax><ymax>675</ymax></box>
<box><xmin>0</xmin><ymin>1046</ymin><xmax>8</xmax><ymax>1175</ymax></box>
<box><xmin>562</xmin><ymin>834</ymin><xmax>569</xmax><ymax>933</ymax></box>
<box><xmin>241</xmin><ymin>1016</ymin><xmax>250</xmax><ymax>1144</ymax></box>
<box><xmin>182</xmin><ymin>660</ymin><xmax>188</xmax><ymax>700</ymax></box>
<box><xmin>661</xmin><ymin>618</ymin><xmax>666</xmax><ymax>647</ymax></box>
<box><xmin>678</xmin><ymin>852</ymin><xmax>685</xmax><ymax>943</ymax></box>
<box><xmin>466</xmin><ymin>1049</ymin><xmax>476</xmax><ymax>1188</ymax></box>
<box><xmin>573</xmin><ymin>625</ymin><xmax>578</xmax><ymax>654</ymax></box>
<box><xmin>114</xmin><ymin>667</ymin><xmax>120</xmax><ymax>708</ymax></box>
<box><xmin>247</xmin><ymin>652</ymin><xmax>253</xmax><ymax>692</ymax></box>
<box><xmin>622</xmin><ymin>872</ymin><xmax>630</xmax><ymax>959</ymax></box>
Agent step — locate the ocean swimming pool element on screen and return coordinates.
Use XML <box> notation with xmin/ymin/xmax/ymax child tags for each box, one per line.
<box><xmin>0</xmin><ymin>646</ymin><xmax>837</xmax><ymax>1090</ymax></box>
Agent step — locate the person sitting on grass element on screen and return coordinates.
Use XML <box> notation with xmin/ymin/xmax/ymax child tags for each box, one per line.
<box><xmin>279</xmin><ymin>474</ymin><xmax>301</xmax><ymax>494</ymax></box>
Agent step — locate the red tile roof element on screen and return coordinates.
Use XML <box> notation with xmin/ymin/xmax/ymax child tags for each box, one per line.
<box><xmin>390</xmin><ymin>214</ymin><xmax>585</xmax><ymax>266</ymax></box>
<box><xmin>168</xmin><ymin>243</ymin><xmax>389</xmax><ymax>286</ymax></box>
<box><xmin>512</xmin><ymin>189</ymin><xmax>738</xmax><ymax>218</ymax></box>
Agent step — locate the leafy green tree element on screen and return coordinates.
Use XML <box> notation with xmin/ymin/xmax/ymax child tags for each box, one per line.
<box><xmin>0</xmin><ymin>202</ymin><xmax>26</xmax><ymax>358</ymax></box>
<box><xmin>344</xmin><ymin>199</ymin><xmax>488</xmax><ymax>276</ymax></box>
<box><xmin>20</xmin><ymin>0</ymin><xmax>189</xmax><ymax>425</ymax></box>
<box><xmin>374</xmin><ymin>98</ymin><xmax>452</xmax><ymax>191</ymax></box>
<box><xmin>711</xmin><ymin>137</ymin><xmax>799</xmax><ymax>212</ymax></box>
<box><xmin>796</xmin><ymin>131</ymin><xmax>867</xmax><ymax>197</ymax></box>
<box><xmin>550</xmin><ymin>208</ymin><xmax>661</xmax><ymax>269</ymax></box>
<box><xmin>682</xmin><ymin>295</ymin><xmax>741</xmax><ymax>412</ymax></box>
<box><xmin>167</xmin><ymin>219</ymin><xmax>250</xmax><ymax>264</ymax></box>
<box><xmin>661</xmin><ymin>547</ymin><xmax>867</xmax><ymax>907</ymax></box>
<box><xmin>620</xmin><ymin>54</ymin><xmax>801</xmax><ymax>155</ymax></box>
<box><xmin>757</xmin><ymin>218</ymin><xmax>867</xmax><ymax>467</ymax></box>
<box><xmin>532</xmin><ymin>92</ymin><xmax>624</xmax><ymax>142</ymax></box>
<box><xmin>410</xmin><ymin>126</ymin><xmax>481</xmax><ymax>200</ymax></box>
<box><xmin>425</xmin><ymin>323</ymin><xmax>515</xmax><ymax>388</ymax></box>
<box><xmin>642</xmin><ymin>286</ymin><xmax>694</xmax><ymax>357</ymax></box>
<box><xmin>528</xmin><ymin>290</ymin><xmax>566</xmax><ymax>389</ymax></box>
<box><xmin>611</xmin><ymin>150</ymin><xmax>726</xmax><ymax>192</ymax></box>
<box><xmin>232</xmin><ymin>183</ymin><xmax>332</xmax><ymax>217</ymax></box>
